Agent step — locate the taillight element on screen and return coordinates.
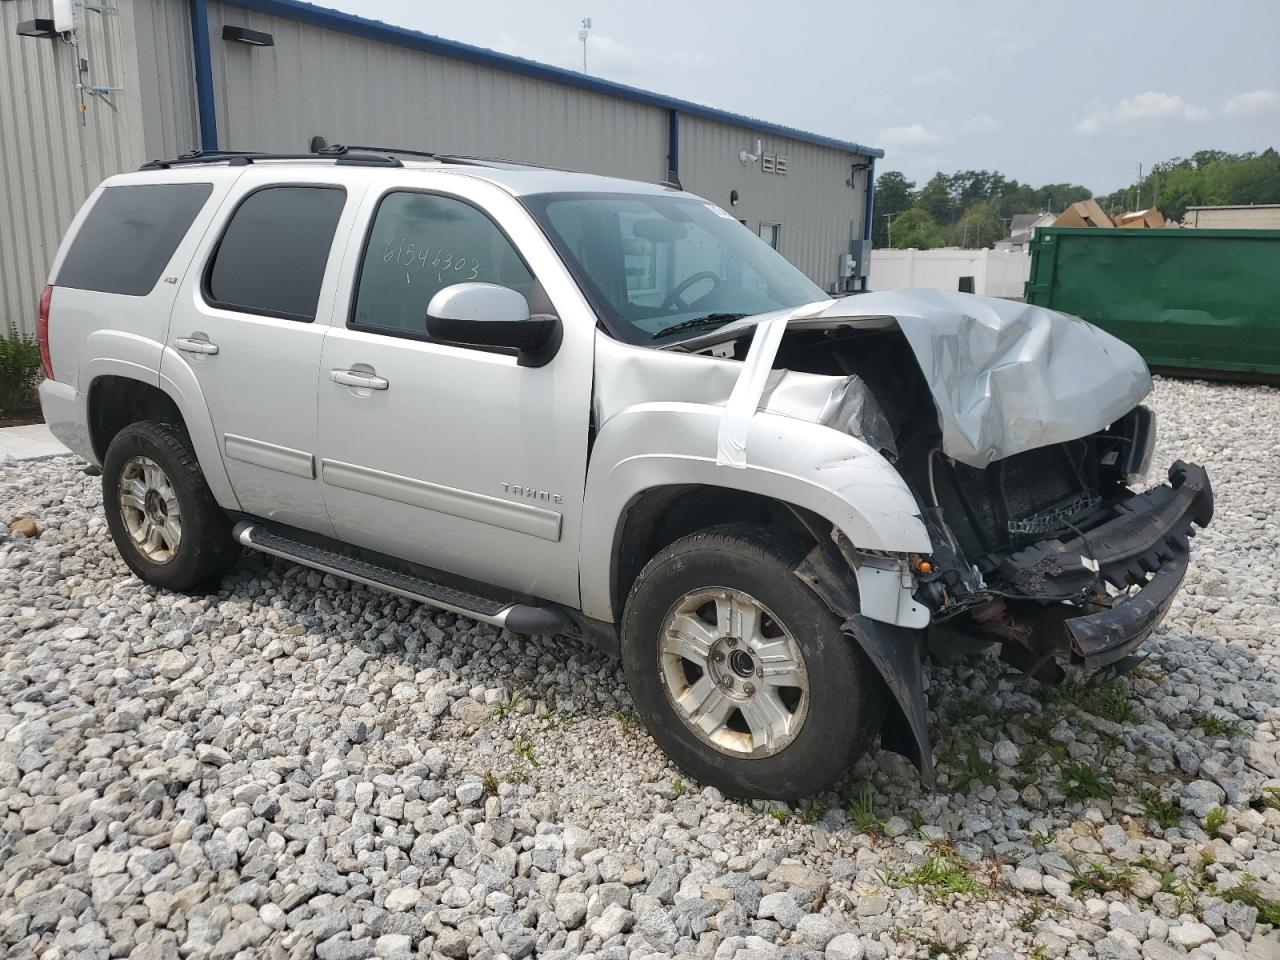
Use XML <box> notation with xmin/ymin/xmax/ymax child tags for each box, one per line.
<box><xmin>37</xmin><ymin>284</ymin><xmax>53</xmax><ymax>380</ymax></box>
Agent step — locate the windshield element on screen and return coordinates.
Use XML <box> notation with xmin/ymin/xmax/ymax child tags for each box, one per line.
<box><xmin>522</xmin><ymin>192</ymin><xmax>826</xmax><ymax>344</ymax></box>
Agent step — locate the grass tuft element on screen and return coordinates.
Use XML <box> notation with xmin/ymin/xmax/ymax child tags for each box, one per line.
<box><xmin>1049</xmin><ymin>677</ymin><xmax>1138</xmax><ymax>724</ymax></box>
<box><xmin>950</xmin><ymin>747</ymin><xmax>999</xmax><ymax>794</ymax></box>
<box><xmin>1069</xmin><ymin>860</ymin><xmax>1134</xmax><ymax>896</ymax></box>
<box><xmin>1192</xmin><ymin>712</ymin><xmax>1245</xmax><ymax>739</ymax></box>
<box><xmin>884</xmin><ymin>853</ymin><xmax>979</xmax><ymax>897</ymax></box>
<box><xmin>1059</xmin><ymin>763</ymin><xmax>1116</xmax><ymax>803</ymax></box>
<box><xmin>1204</xmin><ymin>807</ymin><xmax>1226</xmax><ymax>838</ymax></box>
<box><xmin>847</xmin><ymin>783</ymin><xmax>884</xmax><ymax>834</ymax></box>
<box><xmin>1222</xmin><ymin>875</ymin><xmax>1280</xmax><ymax>926</ymax></box>
<box><xmin>1136</xmin><ymin>786</ymin><xmax>1186</xmax><ymax>829</ymax></box>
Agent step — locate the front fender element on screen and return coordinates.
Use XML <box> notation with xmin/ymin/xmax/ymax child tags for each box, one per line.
<box><xmin>579</xmin><ymin>403</ymin><xmax>930</xmax><ymax>622</ymax></box>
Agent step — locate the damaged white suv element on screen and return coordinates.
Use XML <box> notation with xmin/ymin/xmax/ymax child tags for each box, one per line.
<box><xmin>38</xmin><ymin>149</ymin><xmax>1213</xmax><ymax>799</ymax></box>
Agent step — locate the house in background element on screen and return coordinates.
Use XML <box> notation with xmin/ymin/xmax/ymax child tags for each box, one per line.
<box><xmin>995</xmin><ymin>212</ymin><xmax>1056</xmax><ymax>251</ymax></box>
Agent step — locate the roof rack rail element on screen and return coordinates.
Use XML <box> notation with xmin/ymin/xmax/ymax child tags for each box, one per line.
<box><xmin>309</xmin><ymin>135</ymin><xmax>567</xmax><ymax>173</ymax></box>
<box><xmin>139</xmin><ymin>148</ymin><xmax>403</xmax><ymax>171</ymax></box>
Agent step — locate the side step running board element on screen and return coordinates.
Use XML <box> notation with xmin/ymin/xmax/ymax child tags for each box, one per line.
<box><xmin>233</xmin><ymin>522</ymin><xmax>573</xmax><ymax>635</ymax></box>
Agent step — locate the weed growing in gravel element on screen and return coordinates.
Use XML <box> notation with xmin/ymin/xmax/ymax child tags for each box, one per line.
<box><xmin>1013</xmin><ymin>772</ymin><xmax>1040</xmax><ymax>791</ymax></box>
<box><xmin>482</xmin><ymin>770</ymin><xmax>500</xmax><ymax>795</ymax></box>
<box><xmin>802</xmin><ymin>803</ymin><xmax>827</xmax><ymax>825</ymax></box>
<box><xmin>1204</xmin><ymin>807</ymin><xmax>1226</xmax><ymax>837</ymax></box>
<box><xmin>1018</xmin><ymin>903</ymin><xmax>1045</xmax><ymax>932</ymax></box>
<box><xmin>884</xmin><ymin>854</ymin><xmax>980</xmax><ymax>897</ymax></box>
<box><xmin>769</xmin><ymin>807</ymin><xmax>791</xmax><ymax>825</ymax></box>
<box><xmin>1159</xmin><ymin>868</ymin><xmax>1212</xmax><ymax>908</ymax></box>
<box><xmin>1050</xmin><ymin>677</ymin><xmax>1138</xmax><ymax>724</ymax></box>
<box><xmin>671</xmin><ymin>777</ymin><xmax>687</xmax><ymax>798</ymax></box>
<box><xmin>1222</xmin><ymin>875</ymin><xmax>1280</xmax><ymax>926</ymax></box>
<box><xmin>1260</xmin><ymin>787</ymin><xmax>1280</xmax><ymax>813</ymax></box>
<box><xmin>949</xmin><ymin>747</ymin><xmax>999</xmax><ymax>794</ymax></box>
<box><xmin>1059</xmin><ymin>763</ymin><xmax>1116</xmax><ymax>803</ymax></box>
<box><xmin>489</xmin><ymin>692</ymin><xmax>527</xmax><ymax>721</ymax></box>
<box><xmin>1192</xmin><ymin>712</ymin><xmax>1245</xmax><ymax>739</ymax></box>
<box><xmin>512</xmin><ymin>737</ymin><xmax>539</xmax><ymax>767</ymax></box>
<box><xmin>1136</xmin><ymin>786</ymin><xmax>1187</xmax><ymax>829</ymax></box>
<box><xmin>1069</xmin><ymin>860</ymin><xmax>1134</xmax><ymax>896</ymax></box>
<box><xmin>847</xmin><ymin>783</ymin><xmax>884</xmax><ymax>834</ymax></box>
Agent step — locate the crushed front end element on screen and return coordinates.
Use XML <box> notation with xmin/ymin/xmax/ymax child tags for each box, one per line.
<box><xmin>908</xmin><ymin>408</ymin><xmax>1214</xmax><ymax>679</ymax></box>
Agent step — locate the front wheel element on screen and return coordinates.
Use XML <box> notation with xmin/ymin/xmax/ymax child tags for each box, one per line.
<box><xmin>102</xmin><ymin>421</ymin><xmax>240</xmax><ymax>591</ymax></box>
<box><xmin>622</xmin><ymin>524</ymin><xmax>886</xmax><ymax>800</ymax></box>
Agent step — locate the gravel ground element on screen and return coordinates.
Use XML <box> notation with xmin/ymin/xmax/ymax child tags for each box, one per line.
<box><xmin>2</xmin><ymin>376</ymin><xmax>1279</xmax><ymax>960</ymax></box>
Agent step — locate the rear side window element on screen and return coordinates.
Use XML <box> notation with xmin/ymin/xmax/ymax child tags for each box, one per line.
<box><xmin>205</xmin><ymin>185</ymin><xmax>346</xmax><ymax>322</ymax></box>
<box><xmin>351</xmin><ymin>191</ymin><xmax>535</xmax><ymax>335</ymax></box>
<box><xmin>57</xmin><ymin>183</ymin><xmax>213</xmax><ymax>296</ymax></box>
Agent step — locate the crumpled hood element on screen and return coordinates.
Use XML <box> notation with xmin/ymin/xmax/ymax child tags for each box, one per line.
<box><xmin>721</xmin><ymin>289</ymin><xmax>1153</xmax><ymax>469</ymax></box>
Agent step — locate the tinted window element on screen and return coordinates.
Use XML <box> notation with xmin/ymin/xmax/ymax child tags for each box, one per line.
<box><xmin>206</xmin><ymin>186</ymin><xmax>346</xmax><ymax>321</ymax></box>
<box><xmin>352</xmin><ymin>192</ymin><xmax>535</xmax><ymax>335</ymax></box>
<box><xmin>58</xmin><ymin>183</ymin><xmax>213</xmax><ymax>296</ymax></box>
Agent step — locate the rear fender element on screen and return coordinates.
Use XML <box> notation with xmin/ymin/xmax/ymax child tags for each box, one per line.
<box><xmin>155</xmin><ymin>348</ymin><xmax>240</xmax><ymax>511</ymax></box>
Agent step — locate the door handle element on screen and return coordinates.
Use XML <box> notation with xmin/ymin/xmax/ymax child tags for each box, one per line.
<box><xmin>175</xmin><ymin>337</ymin><xmax>219</xmax><ymax>356</ymax></box>
<box><xmin>330</xmin><ymin>368</ymin><xmax>389</xmax><ymax>390</ymax></box>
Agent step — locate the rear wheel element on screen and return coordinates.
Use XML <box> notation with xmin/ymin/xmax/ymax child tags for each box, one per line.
<box><xmin>102</xmin><ymin>421</ymin><xmax>239</xmax><ymax>591</ymax></box>
<box><xmin>622</xmin><ymin>523</ymin><xmax>886</xmax><ymax>800</ymax></box>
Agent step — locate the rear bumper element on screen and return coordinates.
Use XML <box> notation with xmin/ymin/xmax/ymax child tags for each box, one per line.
<box><xmin>37</xmin><ymin>379</ymin><xmax>95</xmax><ymax>464</ymax></box>
<box><xmin>998</xmin><ymin>460</ymin><xmax>1213</xmax><ymax>669</ymax></box>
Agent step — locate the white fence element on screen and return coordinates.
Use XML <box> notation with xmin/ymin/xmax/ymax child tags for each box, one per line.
<box><xmin>869</xmin><ymin>248</ymin><xmax>1031</xmax><ymax>298</ymax></box>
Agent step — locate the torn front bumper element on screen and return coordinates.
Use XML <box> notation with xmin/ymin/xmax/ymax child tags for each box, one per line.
<box><xmin>999</xmin><ymin>460</ymin><xmax>1214</xmax><ymax>670</ymax></box>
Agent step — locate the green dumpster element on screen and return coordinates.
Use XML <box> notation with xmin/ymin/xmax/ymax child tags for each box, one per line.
<box><xmin>1025</xmin><ymin>227</ymin><xmax>1280</xmax><ymax>379</ymax></box>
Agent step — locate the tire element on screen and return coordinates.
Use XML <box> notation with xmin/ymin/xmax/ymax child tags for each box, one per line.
<box><xmin>622</xmin><ymin>523</ymin><xmax>887</xmax><ymax>800</ymax></box>
<box><xmin>102</xmin><ymin>420</ymin><xmax>240</xmax><ymax>591</ymax></box>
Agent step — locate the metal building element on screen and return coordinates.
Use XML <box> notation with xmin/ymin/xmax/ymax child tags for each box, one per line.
<box><xmin>1</xmin><ymin>0</ymin><xmax>882</xmax><ymax>337</ymax></box>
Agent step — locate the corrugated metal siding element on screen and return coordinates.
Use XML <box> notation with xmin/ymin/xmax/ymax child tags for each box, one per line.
<box><xmin>677</xmin><ymin>115</ymin><xmax>868</xmax><ymax>290</ymax></box>
<box><xmin>0</xmin><ymin>0</ymin><xmax>150</xmax><ymax>335</ymax></box>
<box><xmin>132</xmin><ymin>0</ymin><xmax>199</xmax><ymax>161</ymax></box>
<box><xmin>204</xmin><ymin>3</ymin><xmax>669</xmax><ymax>182</ymax></box>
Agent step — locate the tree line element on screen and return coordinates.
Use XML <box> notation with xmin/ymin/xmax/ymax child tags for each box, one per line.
<box><xmin>875</xmin><ymin>148</ymin><xmax>1280</xmax><ymax>250</ymax></box>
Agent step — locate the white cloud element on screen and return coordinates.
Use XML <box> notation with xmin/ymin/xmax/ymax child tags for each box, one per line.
<box><xmin>909</xmin><ymin>67</ymin><xmax>958</xmax><ymax>87</ymax></box>
<box><xmin>879</xmin><ymin>123</ymin><xmax>943</xmax><ymax>151</ymax></box>
<box><xmin>963</xmin><ymin>115</ymin><xmax>1003</xmax><ymax>134</ymax></box>
<box><xmin>1074</xmin><ymin>91</ymin><xmax>1210</xmax><ymax>135</ymax></box>
<box><xmin>1223</xmin><ymin>89</ymin><xmax>1280</xmax><ymax>117</ymax></box>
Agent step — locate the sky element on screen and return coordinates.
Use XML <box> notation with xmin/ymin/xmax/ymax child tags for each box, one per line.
<box><xmin>325</xmin><ymin>0</ymin><xmax>1279</xmax><ymax>195</ymax></box>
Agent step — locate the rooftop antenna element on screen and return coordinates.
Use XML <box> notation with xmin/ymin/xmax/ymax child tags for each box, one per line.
<box><xmin>578</xmin><ymin>17</ymin><xmax>591</xmax><ymax>73</ymax></box>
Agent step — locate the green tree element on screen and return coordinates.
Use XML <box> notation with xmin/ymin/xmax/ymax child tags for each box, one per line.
<box><xmin>917</xmin><ymin>174</ymin><xmax>957</xmax><ymax>226</ymax></box>
<box><xmin>951</xmin><ymin>200</ymin><xmax>1005</xmax><ymax>248</ymax></box>
<box><xmin>873</xmin><ymin>171</ymin><xmax>915</xmax><ymax>247</ymax></box>
<box><xmin>890</xmin><ymin>208</ymin><xmax>948</xmax><ymax>249</ymax></box>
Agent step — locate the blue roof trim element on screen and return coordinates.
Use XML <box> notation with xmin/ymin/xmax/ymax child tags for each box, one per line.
<box><xmin>216</xmin><ymin>0</ymin><xmax>884</xmax><ymax>159</ymax></box>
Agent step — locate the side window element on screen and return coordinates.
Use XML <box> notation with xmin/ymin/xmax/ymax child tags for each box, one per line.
<box><xmin>205</xmin><ymin>185</ymin><xmax>346</xmax><ymax>322</ymax></box>
<box><xmin>58</xmin><ymin>183</ymin><xmax>213</xmax><ymax>296</ymax></box>
<box><xmin>352</xmin><ymin>191</ymin><xmax>535</xmax><ymax>335</ymax></box>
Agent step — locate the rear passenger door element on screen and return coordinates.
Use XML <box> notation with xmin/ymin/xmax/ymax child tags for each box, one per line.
<box><xmin>161</xmin><ymin>168</ymin><xmax>365</xmax><ymax>535</ymax></box>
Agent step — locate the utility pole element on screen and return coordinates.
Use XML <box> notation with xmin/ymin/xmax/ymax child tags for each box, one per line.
<box><xmin>884</xmin><ymin>212</ymin><xmax>897</xmax><ymax>249</ymax></box>
<box><xmin>578</xmin><ymin>18</ymin><xmax>592</xmax><ymax>73</ymax></box>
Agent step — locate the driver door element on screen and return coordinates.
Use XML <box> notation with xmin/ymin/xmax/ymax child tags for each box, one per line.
<box><xmin>316</xmin><ymin>180</ymin><xmax>594</xmax><ymax>607</ymax></box>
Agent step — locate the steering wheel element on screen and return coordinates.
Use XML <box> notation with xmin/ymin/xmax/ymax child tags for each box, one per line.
<box><xmin>660</xmin><ymin>271</ymin><xmax>721</xmax><ymax>312</ymax></box>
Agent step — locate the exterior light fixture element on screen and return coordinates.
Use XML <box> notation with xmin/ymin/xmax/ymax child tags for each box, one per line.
<box><xmin>16</xmin><ymin>19</ymin><xmax>61</xmax><ymax>39</ymax></box>
<box><xmin>222</xmin><ymin>25</ymin><xmax>274</xmax><ymax>46</ymax></box>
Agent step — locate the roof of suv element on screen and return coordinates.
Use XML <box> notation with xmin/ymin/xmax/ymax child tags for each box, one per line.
<box><xmin>131</xmin><ymin>151</ymin><xmax>687</xmax><ymax>200</ymax></box>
